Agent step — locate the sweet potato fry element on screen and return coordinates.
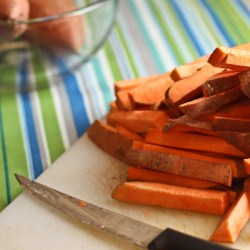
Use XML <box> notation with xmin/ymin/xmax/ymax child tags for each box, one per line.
<box><xmin>129</xmin><ymin>76</ymin><xmax>174</xmax><ymax>108</ymax></box>
<box><xmin>145</xmin><ymin>129</ymin><xmax>246</xmax><ymax>158</ymax></box>
<box><xmin>165</xmin><ymin>64</ymin><xmax>223</xmax><ymax>107</ymax></box>
<box><xmin>87</xmin><ymin>120</ymin><xmax>132</xmax><ymax>162</ymax></box>
<box><xmin>170</xmin><ymin>62</ymin><xmax>206</xmax><ymax>81</ymax></box>
<box><xmin>243</xmin><ymin>159</ymin><xmax>250</xmax><ymax>175</ymax></box>
<box><xmin>127</xmin><ymin>166</ymin><xmax>222</xmax><ymax>189</ymax></box>
<box><xmin>126</xmin><ymin>141</ymin><xmax>233</xmax><ymax>186</ymax></box>
<box><xmin>238</xmin><ymin>70</ymin><xmax>250</xmax><ymax>98</ymax></box>
<box><xmin>112</xmin><ymin>181</ymin><xmax>231</xmax><ymax>215</ymax></box>
<box><xmin>107</xmin><ymin>110</ymin><xmax>169</xmax><ymax>133</ymax></box>
<box><xmin>210</xmin><ymin>191</ymin><xmax>250</xmax><ymax>243</ymax></box>
<box><xmin>202</xmin><ymin>70</ymin><xmax>240</xmax><ymax>96</ymax></box>
<box><xmin>213</xmin><ymin>116</ymin><xmax>250</xmax><ymax>132</ymax></box>
<box><xmin>115</xmin><ymin>125</ymin><xmax>143</xmax><ymax>141</ymax></box>
<box><xmin>218</xmin><ymin>131</ymin><xmax>250</xmax><ymax>157</ymax></box>
<box><xmin>179</xmin><ymin>86</ymin><xmax>245</xmax><ymax>118</ymax></box>
<box><xmin>208</xmin><ymin>46</ymin><xmax>250</xmax><ymax>70</ymax></box>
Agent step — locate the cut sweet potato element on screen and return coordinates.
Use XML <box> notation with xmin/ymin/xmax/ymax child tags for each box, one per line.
<box><xmin>126</xmin><ymin>141</ymin><xmax>233</xmax><ymax>186</ymax></box>
<box><xmin>107</xmin><ymin>110</ymin><xmax>169</xmax><ymax>133</ymax></box>
<box><xmin>238</xmin><ymin>70</ymin><xmax>250</xmax><ymax>98</ymax></box>
<box><xmin>145</xmin><ymin>129</ymin><xmax>246</xmax><ymax>158</ymax></box>
<box><xmin>112</xmin><ymin>181</ymin><xmax>231</xmax><ymax>215</ymax></box>
<box><xmin>213</xmin><ymin>116</ymin><xmax>250</xmax><ymax>132</ymax></box>
<box><xmin>210</xmin><ymin>191</ymin><xmax>250</xmax><ymax>243</ymax></box>
<box><xmin>179</xmin><ymin>86</ymin><xmax>245</xmax><ymax>118</ymax></box>
<box><xmin>129</xmin><ymin>75</ymin><xmax>174</xmax><ymax>108</ymax></box>
<box><xmin>165</xmin><ymin>64</ymin><xmax>223</xmax><ymax>107</ymax></box>
<box><xmin>208</xmin><ymin>46</ymin><xmax>250</xmax><ymax>70</ymax></box>
<box><xmin>243</xmin><ymin>159</ymin><xmax>250</xmax><ymax>175</ymax></box>
<box><xmin>87</xmin><ymin>120</ymin><xmax>132</xmax><ymax>162</ymax></box>
<box><xmin>218</xmin><ymin>131</ymin><xmax>250</xmax><ymax>157</ymax></box>
<box><xmin>127</xmin><ymin>166</ymin><xmax>222</xmax><ymax>189</ymax></box>
<box><xmin>202</xmin><ymin>70</ymin><xmax>240</xmax><ymax>96</ymax></box>
<box><xmin>115</xmin><ymin>125</ymin><xmax>143</xmax><ymax>141</ymax></box>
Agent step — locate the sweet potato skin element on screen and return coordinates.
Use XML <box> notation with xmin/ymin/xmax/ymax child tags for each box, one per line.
<box><xmin>0</xmin><ymin>0</ymin><xmax>30</xmax><ymax>40</ymax></box>
<box><xmin>26</xmin><ymin>0</ymin><xmax>84</xmax><ymax>53</ymax></box>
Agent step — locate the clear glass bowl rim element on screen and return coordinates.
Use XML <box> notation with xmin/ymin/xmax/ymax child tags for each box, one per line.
<box><xmin>0</xmin><ymin>0</ymin><xmax>117</xmax><ymax>25</ymax></box>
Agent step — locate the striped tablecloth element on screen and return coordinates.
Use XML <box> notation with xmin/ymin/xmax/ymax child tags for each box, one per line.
<box><xmin>0</xmin><ymin>0</ymin><xmax>249</xmax><ymax>211</ymax></box>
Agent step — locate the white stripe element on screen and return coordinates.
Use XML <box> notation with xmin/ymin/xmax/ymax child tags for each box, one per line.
<box><xmin>26</xmin><ymin>59</ymin><xmax>51</xmax><ymax>169</ymax></box>
<box><xmin>117</xmin><ymin>14</ymin><xmax>147</xmax><ymax>76</ymax></box>
<box><xmin>133</xmin><ymin>0</ymin><xmax>178</xmax><ymax>70</ymax></box>
<box><xmin>154</xmin><ymin>1</ymin><xmax>195</xmax><ymax>62</ymax></box>
<box><xmin>83</xmin><ymin>62</ymin><xmax>107</xmax><ymax>116</ymax></box>
<box><xmin>43</xmin><ymin>55</ymin><xmax>75</xmax><ymax>149</ymax></box>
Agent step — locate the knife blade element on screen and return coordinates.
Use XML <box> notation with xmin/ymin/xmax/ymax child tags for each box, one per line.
<box><xmin>15</xmin><ymin>174</ymin><xmax>237</xmax><ymax>250</ymax></box>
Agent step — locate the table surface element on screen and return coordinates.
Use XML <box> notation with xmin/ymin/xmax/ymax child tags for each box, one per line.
<box><xmin>1</xmin><ymin>134</ymin><xmax>250</xmax><ymax>250</ymax></box>
<box><xmin>0</xmin><ymin>0</ymin><xmax>250</xmax><ymax>223</ymax></box>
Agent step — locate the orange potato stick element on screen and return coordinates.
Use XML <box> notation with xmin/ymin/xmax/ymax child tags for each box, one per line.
<box><xmin>213</xmin><ymin>116</ymin><xmax>250</xmax><ymax>132</ymax></box>
<box><xmin>145</xmin><ymin>129</ymin><xmax>246</xmax><ymax>158</ymax></box>
<box><xmin>126</xmin><ymin>141</ymin><xmax>233</xmax><ymax>186</ymax></box>
<box><xmin>115</xmin><ymin>125</ymin><xmax>143</xmax><ymax>141</ymax></box>
<box><xmin>129</xmin><ymin>76</ymin><xmax>174</xmax><ymax>108</ymax></box>
<box><xmin>170</xmin><ymin>62</ymin><xmax>207</xmax><ymax>81</ymax></box>
<box><xmin>243</xmin><ymin>177</ymin><xmax>250</xmax><ymax>191</ymax></box>
<box><xmin>208</xmin><ymin>46</ymin><xmax>250</xmax><ymax>69</ymax></box>
<box><xmin>115</xmin><ymin>90</ymin><xmax>134</xmax><ymax>110</ymax></box>
<box><xmin>179</xmin><ymin>86</ymin><xmax>245</xmax><ymax>118</ymax></box>
<box><xmin>243</xmin><ymin>158</ymin><xmax>250</xmax><ymax>175</ymax></box>
<box><xmin>107</xmin><ymin>110</ymin><xmax>169</xmax><ymax>133</ymax></box>
<box><xmin>87</xmin><ymin>120</ymin><xmax>132</xmax><ymax>162</ymax></box>
<box><xmin>210</xmin><ymin>191</ymin><xmax>250</xmax><ymax>243</ymax></box>
<box><xmin>112</xmin><ymin>181</ymin><xmax>231</xmax><ymax>215</ymax></box>
<box><xmin>218</xmin><ymin>131</ymin><xmax>250</xmax><ymax>157</ymax></box>
<box><xmin>202</xmin><ymin>70</ymin><xmax>240</xmax><ymax>97</ymax></box>
<box><xmin>238</xmin><ymin>70</ymin><xmax>250</xmax><ymax>98</ymax></box>
<box><xmin>127</xmin><ymin>166</ymin><xmax>223</xmax><ymax>189</ymax></box>
<box><xmin>165</xmin><ymin>63</ymin><xmax>223</xmax><ymax>107</ymax></box>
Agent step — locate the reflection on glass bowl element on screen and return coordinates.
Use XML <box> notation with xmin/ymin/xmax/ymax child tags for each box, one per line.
<box><xmin>0</xmin><ymin>0</ymin><xmax>118</xmax><ymax>92</ymax></box>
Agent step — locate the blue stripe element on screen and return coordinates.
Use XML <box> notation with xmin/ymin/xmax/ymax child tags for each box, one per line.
<box><xmin>19</xmin><ymin>60</ymin><xmax>43</xmax><ymax>178</ymax></box>
<box><xmin>55</xmin><ymin>58</ymin><xmax>90</xmax><ymax>136</ymax></box>
<box><xmin>200</xmin><ymin>0</ymin><xmax>235</xmax><ymax>47</ymax></box>
<box><xmin>127</xmin><ymin>0</ymin><xmax>166</xmax><ymax>72</ymax></box>
<box><xmin>169</xmin><ymin>0</ymin><xmax>205</xmax><ymax>56</ymax></box>
<box><xmin>0</xmin><ymin>98</ymin><xmax>11</xmax><ymax>203</ymax></box>
<box><xmin>92</xmin><ymin>57</ymin><xmax>114</xmax><ymax>111</ymax></box>
<box><xmin>235</xmin><ymin>0</ymin><xmax>250</xmax><ymax>22</ymax></box>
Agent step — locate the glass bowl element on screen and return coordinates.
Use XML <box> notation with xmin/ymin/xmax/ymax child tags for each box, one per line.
<box><xmin>0</xmin><ymin>0</ymin><xmax>118</xmax><ymax>91</ymax></box>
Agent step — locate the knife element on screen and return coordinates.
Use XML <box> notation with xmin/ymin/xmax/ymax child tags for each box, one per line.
<box><xmin>15</xmin><ymin>174</ymin><xmax>237</xmax><ymax>250</ymax></box>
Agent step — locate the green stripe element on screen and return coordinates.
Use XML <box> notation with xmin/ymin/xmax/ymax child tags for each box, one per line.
<box><xmin>103</xmin><ymin>41</ymin><xmax>123</xmax><ymax>81</ymax></box>
<box><xmin>208</xmin><ymin>0</ymin><xmax>250</xmax><ymax>44</ymax></box>
<box><xmin>161</xmin><ymin>1</ymin><xmax>199</xmax><ymax>60</ymax></box>
<box><xmin>114</xmin><ymin>23</ymin><xmax>140</xmax><ymax>77</ymax></box>
<box><xmin>1</xmin><ymin>93</ymin><xmax>28</xmax><ymax>200</ymax></box>
<box><xmin>195</xmin><ymin>0</ymin><xmax>224</xmax><ymax>46</ymax></box>
<box><xmin>32</xmin><ymin>52</ymin><xmax>65</xmax><ymax>162</ymax></box>
<box><xmin>0</xmin><ymin>107</ymin><xmax>7</xmax><ymax>211</ymax></box>
<box><xmin>0</xmin><ymin>65</ymin><xmax>28</xmax><ymax>205</ymax></box>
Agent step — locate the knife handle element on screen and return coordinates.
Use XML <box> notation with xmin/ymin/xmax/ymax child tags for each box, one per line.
<box><xmin>147</xmin><ymin>228</ymin><xmax>237</xmax><ymax>250</ymax></box>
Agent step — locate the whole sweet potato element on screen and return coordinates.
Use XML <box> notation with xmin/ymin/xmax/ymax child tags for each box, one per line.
<box><xmin>26</xmin><ymin>0</ymin><xmax>84</xmax><ymax>53</ymax></box>
<box><xmin>0</xmin><ymin>0</ymin><xmax>30</xmax><ymax>42</ymax></box>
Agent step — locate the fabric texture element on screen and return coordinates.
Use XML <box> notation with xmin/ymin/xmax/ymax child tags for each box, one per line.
<box><xmin>0</xmin><ymin>0</ymin><xmax>249</xmax><ymax>211</ymax></box>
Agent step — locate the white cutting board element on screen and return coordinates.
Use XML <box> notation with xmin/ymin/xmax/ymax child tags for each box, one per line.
<box><xmin>0</xmin><ymin>134</ymin><xmax>249</xmax><ymax>250</ymax></box>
